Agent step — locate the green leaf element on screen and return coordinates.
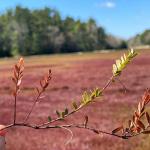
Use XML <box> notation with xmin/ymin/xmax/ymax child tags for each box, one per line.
<box><xmin>61</xmin><ymin>112</ymin><xmax>65</xmax><ymax>118</ymax></box>
<box><xmin>95</xmin><ymin>88</ymin><xmax>102</xmax><ymax>97</ymax></box>
<box><xmin>56</xmin><ymin>110</ymin><xmax>60</xmax><ymax>117</ymax></box>
<box><xmin>82</xmin><ymin>91</ymin><xmax>91</xmax><ymax>104</ymax></box>
<box><xmin>72</xmin><ymin>101</ymin><xmax>78</xmax><ymax>110</ymax></box>
<box><xmin>112</xmin><ymin>126</ymin><xmax>123</xmax><ymax>134</ymax></box>
<box><xmin>112</xmin><ymin>49</ymin><xmax>138</xmax><ymax>76</ymax></box>
<box><xmin>90</xmin><ymin>88</ymin><xmax>101</xmax><ymax>99</ymax></box>
<box><xmin>48</xmin><ymin>116</ymin><xmax>52</xmax><ymax>122</ymax></box>
<box><xmin>64</xmin><ymin>108</ymin><xmax>69</xmax><ymax>115</ymax></box>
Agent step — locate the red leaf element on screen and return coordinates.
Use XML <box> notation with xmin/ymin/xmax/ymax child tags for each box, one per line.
<box><xmin>137</xmin><ymin>101</ymin><xmax>145</xmax><ymax>114</ymax></box>
<box><xmin>139</xmin><ymin>112</ymin><xmax>145</xmax><ymax>118</ymax></box>
<box><xmin>143</xmin><ymin>130</ymin><xmax>150</xmax><ymax>134</ymax></box>
<box><xmin>15</xmin><ymin>64</ymin><xmax>19</xmax><ymax>73</ymax></box>
<box><xmin>146</xmin><ymin>112</ymin><xmax>150</xmax><ymax>124</ymax></box>
<box><xmin>84</xmin><ymin>116</ymin><xmax>88</xmax><ymax>127</ymax></box>
<box><xmin>18</xmin><ymin>57</ymin><xmax>24</xmax><ymax>66</ymax></box>
<box><xmin>12</xmin><ymin>77</ymin><xmax>17</xmax><ymax>84</ymax></box>
<box><xmin>136</xmin><ymin>127</ymin><xmax>142</xmax><ymax>133</ymax></box>
<box><xmin>138</xmin><ymin>102</ymin><xmax>142</xmax><ymax>114</ymax></box>
<box><xmin>136</xmin><ymin>120</ymin><xmax>145</xmax><ymax>130</ymax></box>
<box><xmin>35</xmin><ymin>87</ymin><xmax>40</xmax><ymax>94</ymax></box>
<box><xmin>14</xmin><ymin>70</ymin><xmax>18</xmax><ymax>79</ymax></box>
<box><xmin>143</xmin><ymin>89</ymin><xmax>150</xmax><ymax>105</ymax></box>
<box><xmin>17</xmin><ymin>79</ymin><xmax>22</xmax><ymax>86</ymax></box>
<box><xmin>12</xmin><ymin>91</ymin><xmax>17</xmax><ymax>97</ymax></box>
<box><xmin>128</xmin><ymin>120</ymin><xmax>134</xmax><ymax>128</ymax></box>
<box><xmin>112</xmin><ymin>126</ymin><xmax>123</xmax><ymax>134</ymax></box>
<box><xmin>40</xmin><ymin>80</ymin><xmax>44</xmax><ymax>88</ymax></box>
<box><xmin>43</xmin><ymin>82</ymin><xmax>49</xmax><ymax>89</ymax></box>
<box><xmin>134</xmin><ymin>111</ymin><xmax>140</xmax><ymax>118</ymax></box>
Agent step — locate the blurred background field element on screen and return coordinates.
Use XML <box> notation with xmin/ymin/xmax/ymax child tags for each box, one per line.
<box><xmin>0</xmin><ymin>0</ymin><xmax>150</xmax><ymax>149</ymax></box>
<box><xmin>0</xmin><ymin>49</ymin><xmax>149</xmax><ymax>150</ymax></box>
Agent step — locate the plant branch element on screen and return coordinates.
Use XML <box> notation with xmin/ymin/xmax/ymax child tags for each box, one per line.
<box><xmin>37</xmin><ymin>75</ymin><xmax>115</xmax><ymax>128</ymax></box>
<box><xmin>23</xmin><ymin>70</ymin><xmax>52</xmax><ymax>123</ymax></box>
<box><xmin>12</xmin><ymin>58</ymin><xmax>24</xmax><ymax>124</ymax></box>
<box><xmin>23</xmin><ymin>90</ymin><xmax>44</xmax><ymax>123</ymax></box>
<box><xmin>13</xmin><ymin>86</ymin><xmax>17</xmax><ymax>124</ymax></box>
<box><xmin>101</xmin><ymin>75</ymin><xmax>114</xmax><ymax>92</ymax></box>
<box><xmin>0</xmin><ymin>122</ymin><xmax>139</xmax><ymax>140</ymax></box>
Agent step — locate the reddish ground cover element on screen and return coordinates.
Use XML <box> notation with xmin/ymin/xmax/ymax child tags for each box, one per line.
<box><xmin>0</xmin><ymin>50</ymin><xmax>150</xmax><ymax>150</ymax></box>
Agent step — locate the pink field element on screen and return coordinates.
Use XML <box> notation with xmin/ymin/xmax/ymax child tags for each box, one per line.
<box><xmin>0</xmin><ymin>50</ymin><xmax>150</xmax><ymax>150</ymax></box>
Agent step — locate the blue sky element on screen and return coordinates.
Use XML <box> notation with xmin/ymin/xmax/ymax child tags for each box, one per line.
<box><xmin>0</xmin><ymin>0</ymin><xmax>150</xmax><ymax>39</ymax></box>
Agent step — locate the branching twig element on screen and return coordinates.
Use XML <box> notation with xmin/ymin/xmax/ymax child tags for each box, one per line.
<box><xmin>23</xmin><ymin>69</ymin><xmax>52</xmax><ymax>123</ymax></box>
<box><xmin>101</xmin><ymin>75</ymin><xmax>114</xmax><ymax>92</ymax></box>
<box><xmin>0</xmin><ymin>122</ymin><xmax>138</xmax><ymax>139</ymax></box>
<box><xmin>12</xmin><ymin>58</ymin><xmax>24</xmax><ymax>124</ymax></box>
<box><xmin>116</xmin><ymin>78</ymin><xmax>128</xmax><ymax>93</ymax></box>
<box><xmin>112</xmin><ymin>89</ymin><xmax>150</xmax><ymax>138</ymax></box>
<box><xmin>37</xmin><ymin>75</ymin><xmax>114</xmax><ymax>128</ymax></box>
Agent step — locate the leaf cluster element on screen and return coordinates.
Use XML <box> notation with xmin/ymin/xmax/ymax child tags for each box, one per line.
<box><xmin>48</xmin><ymin>88</ymin><xmax>102</xmax><ymax>122</ymax></box>
<box><xmin>112</xmin><ymin>49</ymin><xmax>138</xmax><ymax>76</ymax></box>
<box><xmin>12</xmin><ymin>58</ymin><xmax>24</xmax><ymax>97</ymax></box>
<box><xmin>112</xmin><ymin>89</ymin><xmax>150</xmax><ymax>138</ymax></box>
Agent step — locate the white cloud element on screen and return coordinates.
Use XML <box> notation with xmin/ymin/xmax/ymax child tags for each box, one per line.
<box><xmin>104</xmin><ymin>2</ymin><xmax>115</xmax><ymax>8</ymax></box>
<box><xmin>96</xmin><ymin>1</ymin><xmax>116</xmax><ymax>9</ymax></box>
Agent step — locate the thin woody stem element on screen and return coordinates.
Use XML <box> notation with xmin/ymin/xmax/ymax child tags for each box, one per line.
<box><xmin>37</xmin><ymin>76</ymin><xmax>115</xmax><ymax>128</ymax></box>
<box><xmin>0</xmin><ymin>122</ymin><xmax>142</xmax><ymax>139</ymax></box>
<box><xmin>13</xmin><ymin>93</ymin><xmax>17</xmax><ymax>124</ymax></box>
<box><xmin>101</xmin><ymin>75</ymin><xmax>114</xmax><ymax>92</ymax></box>
<box><xmin>12</xmin><ymin>58</ymin><xmax>24</xmax><ymax>125</ymax></box>
<box><xmin>23</xmin><ymin>70</ymin><xmax>51</xmax><ymax>123</ymax></box>
<box><xmin>23</xmin><ymin>90</ymin><xmax>43</xmax><ymax>123</ymax></box>
<box><xmin>13</xmin><ymin>68</ymin><xmax>21</xmax><ymax>124</ymax></box>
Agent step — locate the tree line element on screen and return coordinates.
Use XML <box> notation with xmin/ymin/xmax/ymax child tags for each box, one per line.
<box><xmin>0</xmin><ymin>6</ymin><xmax>127</xmax><ymax>57</ymax></box>
<box><xmin>128</xmin><ymin>29</ymin><xmax>150</xmax><ymax>47</ymax></box>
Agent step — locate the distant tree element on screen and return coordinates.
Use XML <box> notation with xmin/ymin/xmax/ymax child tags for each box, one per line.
<box><xmin>119</xmin><ymin>40</ymin><xmax>127</xmax><ymax>49</ymax></box>
<box><xmin>0</xmin><ymin>6</ymin><xmax>128</xmax><ymax>57</ymax></box>
<box><xmin>14</xmin><ymin>6</ymin><xmax>32</xmax><ymax>55</ymax></box>
<box><xmin>128</xmin><ymin>29</ymin><xmax>150</xmax><ymax>47</ymax></box>
<box><xmin>140</xmin><ymin>30</ymin><xmax>150</xmax><ymax>45</ymax></box>
<box><xmin>106</xmin><ymin>35</ymin><xmax>127</xmax><ymax>49</ymax></box>
<box><xmin>97</xmin><ymin>27</ymin><xmax>107</xmax><ymax>49</ymax></box>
